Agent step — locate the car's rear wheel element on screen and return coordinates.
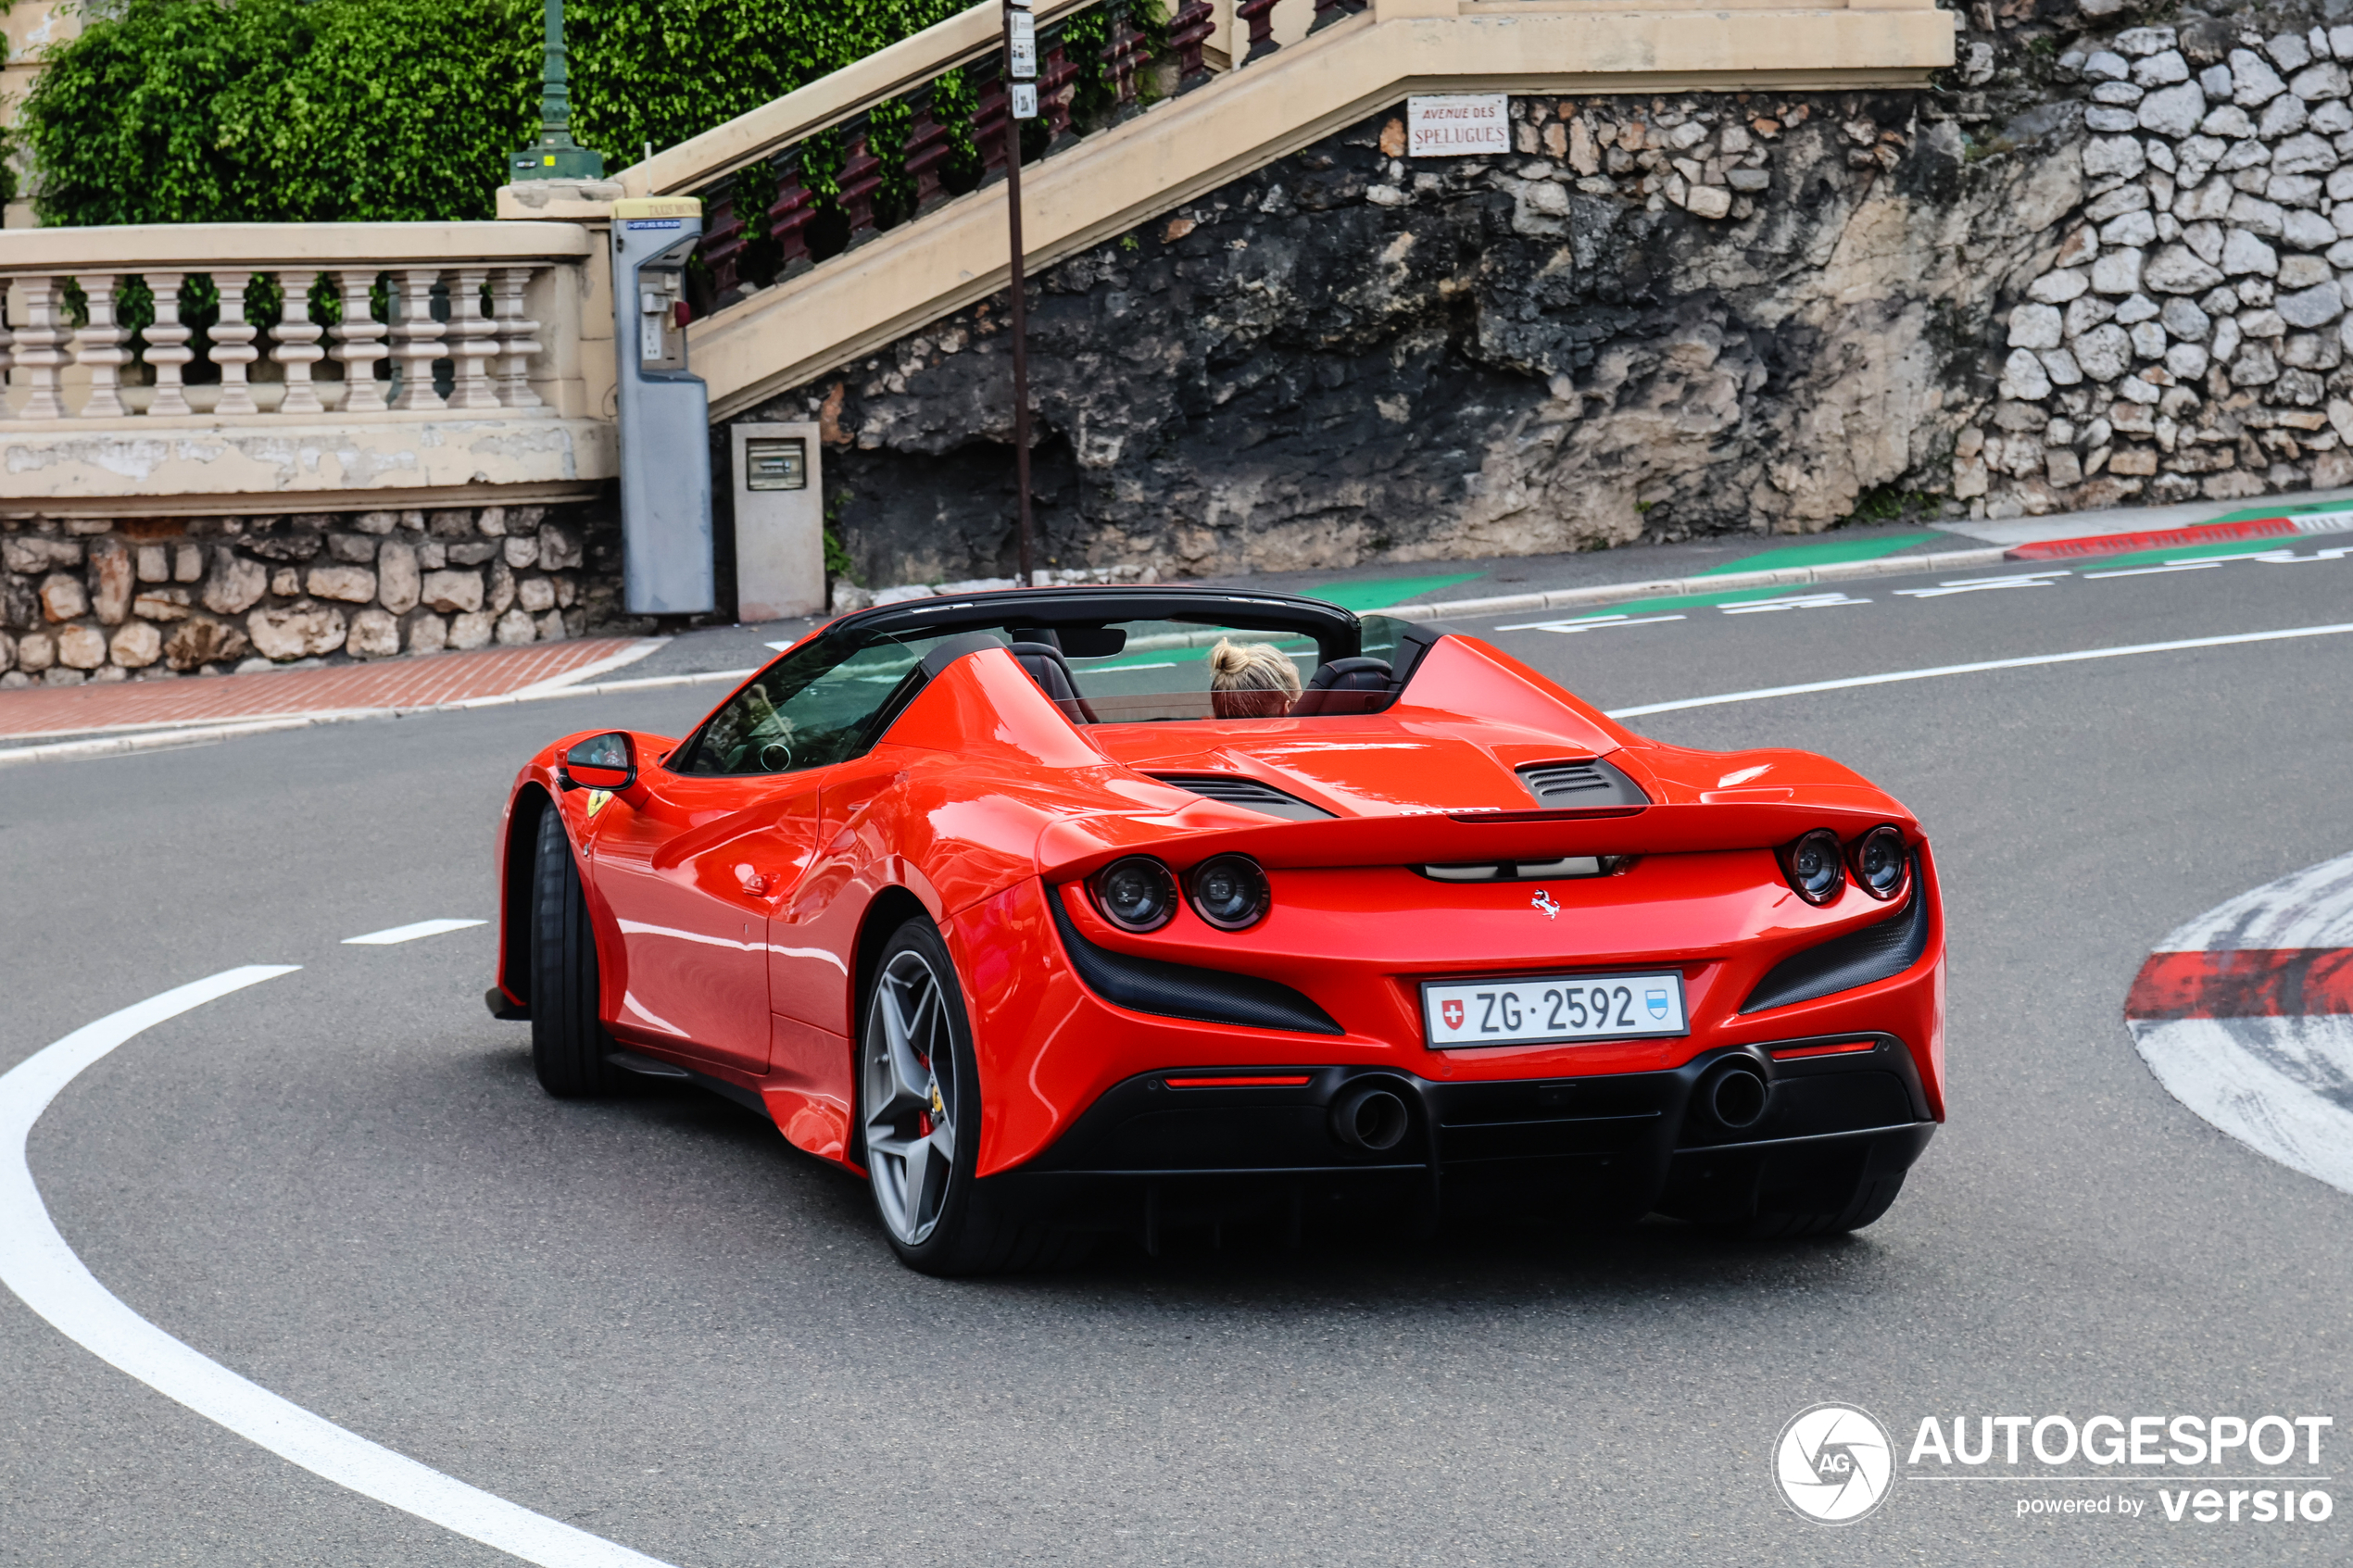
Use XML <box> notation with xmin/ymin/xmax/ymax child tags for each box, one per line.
<box><xmin>859</xmin><ymin>916</ymin><xmax>1086</xmax><ymax>1275</ymax></box>
<box><xmin>529</xmin><ymin>803</ymin><xmax>623</xmax><ymax>1098</ymax></box>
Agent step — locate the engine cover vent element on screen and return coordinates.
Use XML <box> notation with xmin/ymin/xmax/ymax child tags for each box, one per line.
<box><xmin>1516</xmin><ymin>758</ymin><xmax>1650</xmax><ymax>809</ymax></box>
<box><xmin>1148</xmin><ymin>773</ymin><xmax>1336</xmax><ymax>822</ymax></box>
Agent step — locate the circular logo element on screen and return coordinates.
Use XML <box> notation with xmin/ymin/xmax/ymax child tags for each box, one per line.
<box><xmin>1774</xmin><ymin>1403</ymin><xmax>1894</xmax><ymax>1524</ymax></box>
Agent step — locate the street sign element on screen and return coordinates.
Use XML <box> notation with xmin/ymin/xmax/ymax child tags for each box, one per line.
<box><xmin>1406</xmin><ymin>94</ymin><xmax>1510</xmax><ymax>157</ymax></box>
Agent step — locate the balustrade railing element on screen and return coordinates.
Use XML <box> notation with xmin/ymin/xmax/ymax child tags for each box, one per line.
<box><xmin>0</xmin><ymin>227</ymin><xmax>587</xmax><ymax>422</ymax></box>
<box><xmin>677</xmin><ymin>0</ymin><xmax>1362</xmax><ymax>311</ymax></box>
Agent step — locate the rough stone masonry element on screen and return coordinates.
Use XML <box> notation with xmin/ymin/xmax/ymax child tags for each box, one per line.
<box><xmin>0</xmin><ymin>504</ymin><xmax>610</xmax><ymax>688</ymax></box>
<box><xmin>755</xmin><ymin>3</ymin><xmax>2353</xmax><ymax>592</ymax></box>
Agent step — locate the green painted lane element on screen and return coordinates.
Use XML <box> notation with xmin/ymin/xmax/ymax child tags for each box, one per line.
<box><xmin>1305</xmin><ymin>571</ymin><xmax>1484</xmax><ymax>610</ymax></box>
<box><xmin>1690</xmin><ymin>532</ymin><xmax>1944</xmax><ymax>575</ymax></box>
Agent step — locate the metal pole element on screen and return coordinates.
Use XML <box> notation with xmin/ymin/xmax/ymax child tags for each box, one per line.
<box><xmin>1003</xmin><ymin>0</ymin><xmax>1037</xmax><ymax>587</ymax></box>
<box><xmin>510</xmin><ymin>0</ymin><xmax>603</xmax><ymax>181</ymax></box>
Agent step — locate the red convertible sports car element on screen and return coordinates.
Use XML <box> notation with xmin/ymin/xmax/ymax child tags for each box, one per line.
<box><xmin>490</xmin><ymin>586</ymin><xmax>1944</xmax><ymax>1273</ymax></box>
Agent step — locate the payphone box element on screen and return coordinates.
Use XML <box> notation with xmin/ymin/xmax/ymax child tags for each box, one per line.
<box><xmin>611</xmin><ymin>196</ymin><xmax>714</xmax><ymax>616</ymax></box>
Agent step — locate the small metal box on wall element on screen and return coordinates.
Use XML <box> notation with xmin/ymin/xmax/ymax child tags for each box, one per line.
<box><xmin>730</xmin><ymin>422</ymin><xmax>826</xmax><ymax>621</ymax></box>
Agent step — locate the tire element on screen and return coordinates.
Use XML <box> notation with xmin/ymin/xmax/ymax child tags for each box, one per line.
<box><xmin>858</xmin><ymin>916</ymin><xmax>1088</xmax><ymax>1276</ymax></box>
<box><xmin>529</xmin><ymin>803</ymin><xmax>623</xmax><ymax>1098</ymax></box>
<box><xmin>1730</xmin><ymin>1171</ymin><xmax>1906</xmax><ymax>1240</ymax></box>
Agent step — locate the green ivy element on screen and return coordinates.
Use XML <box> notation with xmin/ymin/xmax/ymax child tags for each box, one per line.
<box><xmin>19</xmin><ymin>0</ymin><xmax>966</xmax><ymax>227</ymax></box>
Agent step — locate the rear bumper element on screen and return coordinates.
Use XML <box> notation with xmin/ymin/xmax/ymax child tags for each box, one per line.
<box><xmin>990</xmin><ymin>1032</ymin><xmax>1937</xmax><ymax>1234</ymax></box>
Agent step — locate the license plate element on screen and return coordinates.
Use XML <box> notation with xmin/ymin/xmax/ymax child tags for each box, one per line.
<box><xmin>1421</xmin><ymin>972</ymin><xmax>1689</xmax><ymax>1047</ymax></box>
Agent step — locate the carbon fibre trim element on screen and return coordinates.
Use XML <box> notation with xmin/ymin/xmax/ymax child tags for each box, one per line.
<box><xmin>1048</xmin><ymin>889</ymin><xmax>1343</xmax><ymax>1035</ymax></box>
<box><xmin>1738</xmin><ymin>860</ymin><xmax>1930</xmax><ymax>1014</ymax></box>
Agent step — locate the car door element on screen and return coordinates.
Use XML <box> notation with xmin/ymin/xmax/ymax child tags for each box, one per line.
<box><xmin>603</xmin><ymin>629</ymin><xmax>953</xmax><ymax>1076</ymax></box>
<box><xmin>586</xmin><ymin>769</ymin><xmax>820</xmax><ymax>1074</ymax></box>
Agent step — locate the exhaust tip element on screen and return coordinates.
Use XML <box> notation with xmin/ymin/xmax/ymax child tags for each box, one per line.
<box><xmin>1701</xmin><ymin>1061</ymin><xmax>1771</xmax><ymax>1132</ymax></box>
<box><xmin>1331</xmin><ymin>1085</ymin><xmax>1411</xmax><ymax>1152</ymax></box>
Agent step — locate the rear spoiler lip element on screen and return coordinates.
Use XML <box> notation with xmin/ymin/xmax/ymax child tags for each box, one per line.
<box><xmin>1033</xmin><ymin>798</ymin><xmax>1919</xmax><ymax>883</ymax></box>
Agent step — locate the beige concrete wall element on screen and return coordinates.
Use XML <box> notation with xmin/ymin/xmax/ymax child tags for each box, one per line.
<box><xmin>0</xmin><ymin>416</ymin><xmax>617</xmax><ymax>521</ymax></box>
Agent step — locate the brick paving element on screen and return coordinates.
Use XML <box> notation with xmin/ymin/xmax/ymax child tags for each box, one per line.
<box><xmin>0</xmin><ymin>638</ymin><xmax>645</xmax><ymax>741</ymax></box>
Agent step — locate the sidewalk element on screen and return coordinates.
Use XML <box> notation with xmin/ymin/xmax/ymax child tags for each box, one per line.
<box><xmin>10</xmin><ymin>484</ymin><xmax>2352</xmax><ymax>766</ymax></box>
<box><xmin>0</xmin><ymin>637</ymin><xmax>702</xmax><ymax>765</ymax></box>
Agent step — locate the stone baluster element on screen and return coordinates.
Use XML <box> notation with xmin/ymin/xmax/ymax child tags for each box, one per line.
<box><xmin>330</xmin><ymin>270</ymin><xmax>390</xmax><ymax>412</ymax></box>
<box><xmin>71</xmin><ymin>273</ymin><xmax>132</xmax><ymax>419</ymax></box>
<box><xmin>388</xmin><ymin>267</ymin><xmax>447</xmax><ymax>411</ymax></box>
<box><xmin>142</xmin><ymin>273</ymin><xmax>195</xmax><ymax>417</ymax></box>
<box><xmin>490</xmin><ymin>266</ymin><xmax>543</xmax><ymax>409</ymax></box>
<box><xmin>900</xmin><ymin>87</ymin><xmax>954</xmax><ymax>214</ymax></box>
<box><xmin>210</xmin><ymin>272</ymin><xmax>260</xmax><ymax>415</ymax></box>
<box><xmin>9</xmin><ymin>277</ymin><xmax>68</xmax><ymax>420</ymax></box>
<box><xmin>835</xmin><ymin>120</ymin><xmax>885</xmax><ymax>239</ymax></box>
<box><xmin>768</xmin><ymin>152</ymin><xmax>817</xmax><ymax>268</ymax></box>
<box><xmin>446</xmin><ymin>267</ymin><xmax>501</xmax><ymax>410</ymax></box>
<box><xmin>271</xmin><ymin>270</ymin><xmax>327</xmax><ymax>416</ymax></box>
<box><xmin>1038</xmin><ymin>35</ymin><xmax>1081</xmax><ymax>144</ymax></box>
<box><xmin>1168</xmin><ymin>0</ymin><xmax>1215</xmax><ymax>82</ymax></box>
<box><xmin>698</xmin><ymin>184</ymin><xmax>748</xmax><ymax>298</ymax></box>
<box><xmin>973</xmin><ymin>68</ymin><xmax>1013</xmax><ymax>179</ymax></box>
<box><xmin>1102</xmin><ymin>4</ymin><xmax>1152</xmax><ymax>110</ymax></box>
<box><xmin>1236</xmin><ymin>0</ymin><xmax>1281</xmax><ymax>62</ymax></box>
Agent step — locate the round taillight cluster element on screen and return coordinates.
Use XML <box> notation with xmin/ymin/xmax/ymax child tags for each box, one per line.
<box><xmin>1778</xmin><ymin>825</ymin><xmax>1911</xmax><ymax>906</ymax></box>
<box><xmin>1091</xmin><ymin>853</ymin><xmax>1271</xmax><ymax>932</ymax></box>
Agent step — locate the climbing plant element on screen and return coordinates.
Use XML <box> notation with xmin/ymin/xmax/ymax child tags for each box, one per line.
<box><xmin>19</xmin><ymin>0</ymin><xmax>968</xmax><ymax>227</ymax></box>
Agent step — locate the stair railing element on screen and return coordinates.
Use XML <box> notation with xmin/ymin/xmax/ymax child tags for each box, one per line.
<box><xmin>635</xmin><ymin>0</ymin><xmax>1360</xmax><ymax>314</ymax></box>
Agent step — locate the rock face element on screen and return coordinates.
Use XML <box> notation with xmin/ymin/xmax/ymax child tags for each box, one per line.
<box><xmin>751</xmin><ymin>91</ymin><xmax>2082</xmax><ymax>584</ymax></box>
<box><xmin>736</xmin><ymin>7</ymin><xmax>2353</xmax><ymax>581</ymax></box>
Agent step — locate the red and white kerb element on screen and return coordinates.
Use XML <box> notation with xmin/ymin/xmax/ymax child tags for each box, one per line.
<box><xmin>2124</xmin><ymin>852</ymin><xmax>2353</xmax><ymax>1197</ymax></box>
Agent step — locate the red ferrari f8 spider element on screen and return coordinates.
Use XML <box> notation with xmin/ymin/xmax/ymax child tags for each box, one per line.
<box><xmin>490</xmin><ymin>587</ymin><xmax>1944</xmax><ymax>1273</ymax></box>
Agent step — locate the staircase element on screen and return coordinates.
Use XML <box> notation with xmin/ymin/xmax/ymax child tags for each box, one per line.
<box><xmin>608</xmin><ymin>0</ymin><xmax>1956</xmax><ymax>420</ymax></box>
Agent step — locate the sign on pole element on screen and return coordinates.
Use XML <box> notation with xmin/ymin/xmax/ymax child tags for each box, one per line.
<box><xmin>1406</xmin><ymin>94</ymin><xmax>1510</xmax><ymax>157</ymax></box>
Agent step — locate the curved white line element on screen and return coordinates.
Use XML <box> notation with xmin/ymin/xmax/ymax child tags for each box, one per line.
<box><xmin>0</xmin><ymin>967</ymin><xmax>674</xmax><ymax>1568</ymax></box>
<box><xmin>1605</xmin><ymin>621</ymin><xmax>2353</xmax><ymax>718</ymax></box>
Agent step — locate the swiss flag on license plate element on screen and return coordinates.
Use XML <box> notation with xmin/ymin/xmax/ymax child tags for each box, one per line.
<box><xmin>1441</xmin><ymin>999</ymin><xmax>1465</xmax><ymax>1029</ymax></box>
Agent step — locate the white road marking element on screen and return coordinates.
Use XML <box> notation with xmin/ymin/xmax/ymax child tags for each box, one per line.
<box><xmin>2083</xmin><ymin>561</ymin><xmax>2227</xmax><ymax>579</ymax></box>
<box><xmin>0</xmin><ymin>968</ymin><xmax>675</xmax><ymax>1568</ymax></box>
<box><xmin>1604</xmin><ymin>621</ymin><xmax>2353</xmax><ymax>718</ymax></box>
<box><xmin>1892</xmin><ymin>571</ymin><xmax>2071</xmax><ymax>597</ymax></box>
<box><xmin>341</xmin><ymin>918</ymin><xmax>486</xmax><ymax>947</ymax></box>
<box><xmin>1718</xmin><ymin>591</ymin><xmax>1871</xmax><ymax>614</ymax></box>
<box><xmin>1493</xmin><ymin>614</ymin><xmax>1687</xmax><ymax>633</ymax></box>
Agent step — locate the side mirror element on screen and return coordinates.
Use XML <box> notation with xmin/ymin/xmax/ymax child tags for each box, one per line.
<box><xmin>559</xmin><ymin>732</ymin><xmax>636</xmax><ymax>793</ymax></box>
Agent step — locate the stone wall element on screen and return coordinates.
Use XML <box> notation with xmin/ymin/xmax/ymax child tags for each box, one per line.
<box><xmin>1970</xmin><ymin>19</ymin><xmax>2353</xmax><ymax>515</ymax></box>
<box><xmin>0</xmin><ymin>502</ymin><xmax>617</xmax><ymax>687</ymax></box>
<box><xmin>742</xmin><ymin>4</ymin><xmax>2353</xmax><ymax>589</ymax></box>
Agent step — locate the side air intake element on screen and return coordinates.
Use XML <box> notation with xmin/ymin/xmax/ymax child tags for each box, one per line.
<box><xmin>1148</xmin><ymin>773</ymin><xmax>1335</xmax><ymax>822</ymax></box>
<box><xmin>1049</xmin><ymin>892</ymin><xmax>1343</xmax><ymax>1035</ymax></box>
<box><xmin>1516</xmin><ymin>758</ymin><xmax>1650</xmax><ymax>809</ymax></box>
<box><xmin>1739</xmin><ymin>862</ymin><xmax>1931</xmax><ymax>1013</ymax></box>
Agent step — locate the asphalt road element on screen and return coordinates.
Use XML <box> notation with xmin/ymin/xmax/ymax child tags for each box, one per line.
<box><xmin>3</xmin><ymin>546</ymin><xmax>2349</xmax><ymax>1565</ymax></box>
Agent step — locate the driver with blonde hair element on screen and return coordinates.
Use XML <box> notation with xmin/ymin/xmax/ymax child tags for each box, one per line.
<box><xmin>1208</xmin><ymin>638</ymin><xmax>1302</xmax><ymax>718</ymax></box>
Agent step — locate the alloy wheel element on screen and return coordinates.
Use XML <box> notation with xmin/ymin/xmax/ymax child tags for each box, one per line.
<box><xmin>862</xmin><ymin>947</ymin><xmax>959</xmax><ymax>1245</ymax></box>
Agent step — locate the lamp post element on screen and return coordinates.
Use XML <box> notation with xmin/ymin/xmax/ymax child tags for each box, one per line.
<box><xmin>1003</xmin><ymin>0</ymin><xmax>1039</xmax><ymax>587</ymax></box>
<box><xmin>510</xmin><ymin>0</ymin><xmax>605</xmax><ymax>182</ymax></box>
